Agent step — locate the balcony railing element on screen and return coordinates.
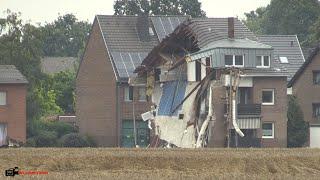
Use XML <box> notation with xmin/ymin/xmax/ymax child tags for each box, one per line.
<box><xmin>224</xmin><ymin>104</ymin><xmax>261</xmax><ymax>116</ymax></box>
<box><xmin>237</xmin><ymin>104</ymin><xmax>261</xmax><ymax>116</ymax></box>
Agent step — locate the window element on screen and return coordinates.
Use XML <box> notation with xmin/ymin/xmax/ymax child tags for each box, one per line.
<box><xmin>262</xmin><ymin>89</ymin><xmax>274</xmax><ymax>105</ymax></box>
<box><xmin>279</xmin><ymin>56</ymin><xmax>288</xmax><ymax>63</ymax></box>
<box><xmin>0</xmin><ymin>92</ymin><xmax>6</xmax><ymax>105</ymax></box>
<box><xmin>0</xmin><ymin>123</ymin><xmax>7</xmax><ymax>146</ymax></box>
<box><xmin>124</xmin><ymin>86</ymin><xmax>133</xmax><ymax>102</ymax></box>
<box><xmin>313</xmin><ymin>71</ymin><xmax>320</xmax><ymax>85</ymax></box>
<box><xmin>149</xmin><ymin>27</ymin><xmax>154</xmax><ymax>36</ymax></box>
<box><xmin>256</xmin><ymin>56</ymin><xmax>270</xmax><ymax>68</ymax></box>
<box><xmin>262</xmin><ymin>123</ymin><xmax>274</xmax><ymax>138</ymax></box>
<box><xmin>225</xmin><ymin>55</ymin><xmax>244</xmax><ymax>67</ymax></box>
<box><xmin>313</xmin><ymin>103</ymin><xmax>320</xmax><ymax>117</ymax></box>
<box><xmin>154</xmin><ymin>68</ymin><xmax>161</xmax><ymax>81</ymax></box>
<box><xmin>138</xmin><ymin>87</ymin><xmax>146</xmax><ymax>101</ymax></box>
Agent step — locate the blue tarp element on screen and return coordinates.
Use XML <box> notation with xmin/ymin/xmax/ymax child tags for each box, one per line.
<box><xmin>158</xmin><ymin>81</ymin><xmax>187</xmax><ymax>116</ymax></box>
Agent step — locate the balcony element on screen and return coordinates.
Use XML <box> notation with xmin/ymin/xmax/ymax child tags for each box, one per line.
<box><xmin>237</xmin><ymin>104</ymin><xmax>261</xmax><ymax>116</ymax></box>
<box><xmin>225</xmin><ymin>104</ymin><xmax>261</xmax><ymax>116</ymax></box>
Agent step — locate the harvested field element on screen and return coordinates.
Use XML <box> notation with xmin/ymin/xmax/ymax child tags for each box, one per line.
<box><xmin>1</xmin><ymin>148</ymin><xmax>320</xmax><ymax>179</ymax></box>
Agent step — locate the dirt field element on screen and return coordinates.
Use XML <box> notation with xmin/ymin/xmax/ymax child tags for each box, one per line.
<box><xmin>1</xmin><ymin>148</ymin><xmax>320</xmax><ymax>179</ymax></box>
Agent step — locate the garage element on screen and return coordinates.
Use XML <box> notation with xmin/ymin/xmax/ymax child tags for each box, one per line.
<box><xmin>310</xmin><ymin>125</ymin><xmax>320</xmax><ymax>148</ymax></box>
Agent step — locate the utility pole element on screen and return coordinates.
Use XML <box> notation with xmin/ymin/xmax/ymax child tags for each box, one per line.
<box><xmin>132</xmin><ymin>86</ymin><xmax>137</xmax><ymax>147</ymax></box>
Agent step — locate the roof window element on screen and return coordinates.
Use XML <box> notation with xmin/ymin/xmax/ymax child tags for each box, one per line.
<box><xmin>279</xmin><ymin>56</ymin><xmax>288</xmax><ymax>64</ymax></box>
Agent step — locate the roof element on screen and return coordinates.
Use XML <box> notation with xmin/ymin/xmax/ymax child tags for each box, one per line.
<box><xmin>190</xmin><ymin>38</ymin><xmax>272</xmax><ymax>60</ymax></box>
<box><xmin>257</xmin><ymin>35</ymin><xmax>305</xmax><ymax>81</ymax></box>
<box><xmin>188</xmin><ymin>18</ymin><xmax>257</xmax><ymax>48</ymax></box>
<box><xmin>288</xmin><ymin>44</ymin><xmax>320</xmax><ymax>87</ymax></box>
<box><xmin>41</xmin><ymin>57</ymin><xmax>77</xmax><ymax>74</ymax></box>
<box><xmin>0</xmin><ymin>65</ymin><xmax>28</xmax><ymax>84</ymax></box>
<box><xmin>96</xmin><ymin>15</ymin><xmax>186</xmax><ymax>82</ymax></box>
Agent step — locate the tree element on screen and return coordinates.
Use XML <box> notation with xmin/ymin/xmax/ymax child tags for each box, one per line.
<box><xmin>114</xmin><ymin>0</ymin><xmax>206</xmax><ymax>17</ymax></box>
<box><xmin>243</xmin><ymin>0</ymin><xmax>320</xmax><ymax>45</ymax></box>
<box><xmin>41</xmin><ymin>14</ymin><xmax>91</xmax><ymax>57</ymax></box>
<box><xmin>287</xmin><ymin>95</ymin><xmax>308</xmax><ymax>147</ymax></box>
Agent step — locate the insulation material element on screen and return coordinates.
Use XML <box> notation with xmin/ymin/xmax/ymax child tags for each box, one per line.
<box><xmin>154</xmin><ymin>82</ymin><xmax>199</xmax><ymax>148</ymax></box>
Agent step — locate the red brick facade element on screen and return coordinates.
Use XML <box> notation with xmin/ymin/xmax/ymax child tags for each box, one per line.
<box><xmin>0</xmin><ymin>84</ymin><xmax>27</xmax><ymax>143</ymax></box>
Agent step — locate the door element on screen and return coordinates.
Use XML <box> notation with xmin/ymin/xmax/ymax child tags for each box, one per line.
<box><xmin>0</xmin><ymin>123</ymin><xmax>7</xmax><ymax>146</ymax></box>
<box><xmin>310</xmin><ymin>126</ymin><xmax>320</xmax><ymax>148</ymax></box>
<box><xmin>121</xmin><ymin>120</ymin><xmax>149</xmax><ymax>147</ymax></box>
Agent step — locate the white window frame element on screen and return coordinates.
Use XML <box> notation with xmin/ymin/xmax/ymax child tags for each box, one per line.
<box><xmin>138</xmin><ymin>87</ymin><xmax>147</xmax><ymax>102</ymax></box>
<box><xmin>225</xmin><ymin>55</ymin><xmax>244</xmax><ymax>67</ymax></box>
<box><xmin>0</xmin><ymin>92</ymin><xmax>7</xmax><ymax>105</ymax></box>
<box><xmin>262</xmin><ymin>89</ymin><xmax>274</xmax><ymax>105</ymax></box>
<box><xmin>124</xmin><ymin>86</ymin><xmax>133</xmax><ymax>102</ymax></box>
<box><xmin>256</xmin><ymin>56</ymin><xmax>270</xmax><ymax>68</ymax></box>
<box><xmin>262</xmin><ymin>122</ymin><xmax>274</xmax><ymax>139</ymax></box>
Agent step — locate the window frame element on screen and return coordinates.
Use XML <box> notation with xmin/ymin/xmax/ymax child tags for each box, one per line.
<box><xmin>0</xmin><ymin>91</ymin><xmax>7</xmax><ymax>106</ymax></box>
<box><xmin>256</xmin><ymin>55</ymin><xmax>270</xmax><ymax>68</ymax></box>
<box><xmin>124</xmin><ymin>86</ymin><xmax>133</xmax><ymax>102</ymax></box>
<box><xmin>261</xmin><ymin>89</ymin><xmax>275</xmax><ymax>105</ymax></box>
<box><xmin>313</xmin><ymin>71</ymin><xmax>320</xmax><ymax>85</ymax></box>
<box><xmin>262</xmin><ymin>122</ymin><xmax>274</xmax><ymax>139</ymax></box>
<box><xmin>313</xmin><ymin>103</ymin><xmax>320</xmax><ymax>118</ymax></box>
<box><xmin>138</xmin><ymin>87</ymin><xmax>147</xmax><ymax>102</ymax></box>
<box><xmin>224</xmin><ymin>55</ymin><xmax>244</xmax><ymax>67</ymax></box>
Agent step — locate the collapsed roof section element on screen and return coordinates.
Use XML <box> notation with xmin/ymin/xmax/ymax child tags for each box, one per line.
<box><xmin>134</xmin><ymin>17</ymin><xmax>257</xmax><ymax>75</ymax></box>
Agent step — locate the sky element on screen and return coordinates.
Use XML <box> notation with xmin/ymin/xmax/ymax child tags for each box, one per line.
<box><xmin>0</xmin><ymin>0</ymin><xmax>271</xmax><ymax>25</ymax></box>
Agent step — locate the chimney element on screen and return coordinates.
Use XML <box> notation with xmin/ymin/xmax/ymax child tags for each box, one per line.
<box><xmin>228</xmin><ymin>17</ymin><xmax>235</xmax><ymax>39</ymax></box>
<box><xmin>136</xmin><ymin>13</ymin><xmax>150</xmax><ymax>42</ymax></box>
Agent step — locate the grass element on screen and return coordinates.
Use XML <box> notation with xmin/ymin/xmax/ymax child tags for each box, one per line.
<box><xmin>0</xmin><ymin>148</ymin><xmax>320</xmax><ymax>179</ymax></box>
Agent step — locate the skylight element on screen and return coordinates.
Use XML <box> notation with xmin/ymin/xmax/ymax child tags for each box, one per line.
<box><xmin>279</xmin><ymin>57</ymin><xmax>288</xmax><ymax>63</ymax></box>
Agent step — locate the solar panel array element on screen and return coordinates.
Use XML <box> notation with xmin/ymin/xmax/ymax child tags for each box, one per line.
<box><xmin>158</xmin><ymin>81</ymin><xmax>187</xmax><ymax>116</ymax></box>
<box><xmin>110</xmin><ymin>52</ymin><xmax>148</xmax><ymax>78</ymax></box>
<box><xmin>151</xmin><ymin>16</ymin><xmax>187</xmax><ymax>41</ymax></box>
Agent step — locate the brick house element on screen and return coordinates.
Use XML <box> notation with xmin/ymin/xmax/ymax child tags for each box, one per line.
<box><xmin>0</xmin><ymin>65</ymin><xmax>28</xmax><ymax>146</ymax></box>
<box><xmin>134</xmin><ymin>18</ymin><xmax>305</xmax><ymax>148</ymax></box>
<box><xmin>77</xmin><ymin>15</ymin><xmax>304</xmax><ymax>147</ymax></box>
<box><xmin>288</xmin><ymin>44</ymin><xmax>320</xmax><ymax>147</ymax></box>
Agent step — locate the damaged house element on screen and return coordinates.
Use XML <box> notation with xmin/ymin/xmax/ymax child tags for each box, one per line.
<box><xmin>134</xmin><ymin>17</ymin><xmax>305</xmax><ymax>148</ymax></box>
<box><xmin>77</xmin><ymin>14</ymin><xmax>304</xmax><ymax>147</ymax></box>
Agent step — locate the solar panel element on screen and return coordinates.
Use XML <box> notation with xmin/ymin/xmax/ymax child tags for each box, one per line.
<box><xmin>158</xmin><ymin>81</ymin><xmax>187</xmax><ymax>116</ymax></box>
<box><xmin>111</xmin><ymin>51</ymin><xmax>149</xmax><ymax>79</ymax></box>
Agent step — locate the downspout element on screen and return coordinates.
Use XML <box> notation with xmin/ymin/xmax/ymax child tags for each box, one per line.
<box><xmin>116</xmin><ymin>81</ymin><xmax>121</xmax><ymax>147</ymax></box>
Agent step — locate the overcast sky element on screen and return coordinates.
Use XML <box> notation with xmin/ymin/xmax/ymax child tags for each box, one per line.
<box><xmin>0</xmin><ymin>0</ymin><xmax>271</xmax><ymax>25</ymax></box>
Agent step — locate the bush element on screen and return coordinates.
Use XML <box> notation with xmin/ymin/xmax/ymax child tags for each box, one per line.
<box><xmin>59</xmin><ymin>133</ymin><xmax>96</xmax><ymax>147</ymax></box>
<box><xmin>41</xmin><ymin>121</ymin><xmax>77</xmax><ymax>138</ymax></box>
<box><xmin>287</xmin><ymin>95</ymin><xmax>308</xmax><ymax>147</ymax></box>
<box><xmin>25</xmin><ymin>138</ymin><xmax>37</xmax><ymax>147</ymax></box>
<box><xmin>33</xmin><ymin>130</ymin><xmax>58</xmax><ymax>147</ymax></box>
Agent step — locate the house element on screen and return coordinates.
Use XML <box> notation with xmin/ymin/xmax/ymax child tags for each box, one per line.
<box><xmin>135</xmin><ymin>17</ymin><xmax>290</xmax><ymax>148</ymax></box>
<box><xmin>288</xmin><ymin>44</ymin><xmax>320</xmax><ymax>147</ymax></box>
<box><xmin>77</xmin><ymin>14</ymin><xmax>305</xmax><ymax>147</ymax></box>
<box><xmin>0</xmin><ymin>65</ymin><xmax>28</xmax><ymax>146</ymax></box>
<box><xmin>41</xmin><ymin>57</ymin><xmax>77</xmax><ymax>74</ymax></box>
<box><xmin>76</xmin><ymin>15</ymin><xmax>187</xmax><ymax>147</ymax></box>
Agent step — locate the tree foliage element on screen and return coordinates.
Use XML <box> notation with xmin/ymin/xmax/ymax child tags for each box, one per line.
<box><xmin>287</xmin><ymin>95</ymin><xmax>308</xmax><ymax>147</ymax></box>
<box><xmin>114</xmin><ymin>0</ymin><xmax>206</xmax><ymax>17</ymax></box>
<box><xmin>243</xmin><ymin>0</ymin><xmax>320</xmax><ymax>46</ymax></box>
<box><xmin>40</xmin><ymin>14</ymin><xmax>91</xmax><ymax>57</ymax></box>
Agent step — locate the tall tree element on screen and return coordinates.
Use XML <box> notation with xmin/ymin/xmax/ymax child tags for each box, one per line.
<box><xmin>41</xmin><ymin>14</ymin><xmax>91</xmax><ymax>57</ymax></box>
<box><xmin>114</xmin><ymin>0</ymin><xmax>206</xmax><ymax>17</ymax></box>
<box><xmin>287</xmin><ymin>95</ymin><xmax>308</xmax><ymax>147</ymax></box>
<box><xmin>243</xmin><ymin>0</ymin><xmax>320</xmax><ymax>45</ymax></box>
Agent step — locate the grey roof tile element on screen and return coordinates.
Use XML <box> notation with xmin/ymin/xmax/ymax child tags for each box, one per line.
<box><xmin>258</xmin><ymin>35</ymin><xmax>305</xmax><ymax>81</ymax></box>
<box><xmin>41</xmin><ymin>57</ymin><xmax>77</xmax><ymax>74</ymax></box>
<box><xmin>0</xmin><ymin>65</ymin><xmax>28</xmax><ymax>84</ymax></box>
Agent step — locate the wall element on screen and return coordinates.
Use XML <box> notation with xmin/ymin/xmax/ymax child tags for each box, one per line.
<box><xmin>253</xmin><ymin>76</ymin><xmax>288</xmax><ymax>147</ymax></box>
<box><xmin>293</xmin><ymin>52</ymin><xmax>320</xmax><ymax>124</ymax></box>
<box><xmin>0</xmin><ymin>84</ymin><xmax>27</xmax><ymax>143</ymax></box>
<box><xmin>76</xmin><ymin>18</ymin><xmax>118</xmax><ymax>147</ymax></box>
